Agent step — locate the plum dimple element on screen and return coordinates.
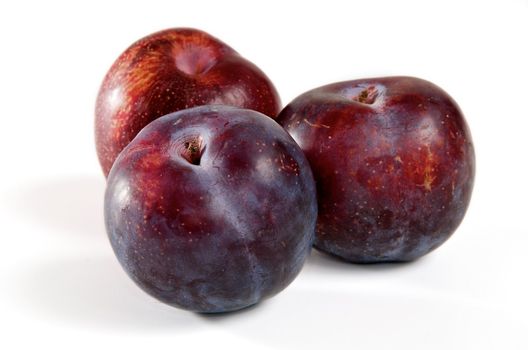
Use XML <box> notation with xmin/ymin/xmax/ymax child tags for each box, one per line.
<box><xmin>105</xmin><ymin>105</ymin><xmax>317</xmax><ymax>313</ymax></box>
<box><xmin>173</xmin><ymin>44</ymin><xmax>219</xmax><ymax>76</ymax></box>
<box><xmin>277</xmin><ymin>76</ymin><xmax>475</xmax><ymax>263</ymax></box>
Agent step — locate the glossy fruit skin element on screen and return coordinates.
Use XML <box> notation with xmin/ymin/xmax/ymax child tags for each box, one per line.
<box><xmin>277</xmin><ymin>76</ymin><xmax>475</xmax><ymax>263</ymax></box>
<box><xmin>96</xmin><ymin>28</ymin><xmax>281</xmax><ymax>177</ymax></box>
<box><xmin>105</xmin><ymin>106</ymin><xmax>316</xmax><ymax>313</ymax></box>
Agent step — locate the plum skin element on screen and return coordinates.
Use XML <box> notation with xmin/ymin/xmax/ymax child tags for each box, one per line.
<box><xmin>104</xmin><ymin>105</ymin><xmax>317</xmax><ymax>313</ymax></box>
<box><xmin>277</xmin><ymin>76</ymin><xmax>475</xmax><ymax>263</ymax></box>
<box><xmin>95</xmin><ymin>28</ymin><xmax>281</xmax><ymax>177</ymax></box>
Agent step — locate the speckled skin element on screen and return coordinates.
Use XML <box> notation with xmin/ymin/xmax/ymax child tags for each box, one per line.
<box><xmin>277</xmin><ymin>77</ymin><xmax>475</xmax><ymax>263</ymax></box>
<box><xmin>96</xmin><ymin>28</ymin><xmax>281</xmax><ymax>177</ymax></box>
<box><xmin>105</xmin><ymin>106</ymin><xmax>316</xmax><ymax>313</ymax></box>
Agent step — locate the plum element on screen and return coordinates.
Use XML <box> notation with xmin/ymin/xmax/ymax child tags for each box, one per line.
<box><xmin>104</xmin><ymin>105</ymin><xmax>316</xmax><ymax>312</ymax></box>
<box><xmin>95</xmin><ymin>28</ymin><xmax>281</xmax><ymax>177</ymax></box>
<box><xmin>277</xmin><ymin>76</ymin><xmax>475</xmax><ymax>262</ymax></box>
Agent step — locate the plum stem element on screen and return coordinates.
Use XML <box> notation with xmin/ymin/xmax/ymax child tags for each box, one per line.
<box><xmin>182</xmin><ymin>138</ymin><xmax>203</xmax><ymax>165</ymax></box>
<box><xmin>353</xmin><ymin>86</ymin><xmax>378</xmax><ymax>104</ymax></box>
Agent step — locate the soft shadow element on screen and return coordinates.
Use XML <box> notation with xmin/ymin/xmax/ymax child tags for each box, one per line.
<box><xmin>203</xmin><ymin>287</ymin><xmax>515</xmax><ymax>350</ymax></box>
<box><xmin>4</xmin><ymin>175</ymin><xmax>106</xmax><ymax>237</ymax></box>
<box><xmin>197</xmin><ymin>300</ymin><xmax>268</xmax><ymax>321</ymax></box>
<box><xmin>304</xmin><ymin>249</ymin><xmax>421</xmax><ymax>273</ymax></box>
<box><xmin>11</xmin><ymin>255</ymin><xmax>201</xmax><ymax>332</ymax></box>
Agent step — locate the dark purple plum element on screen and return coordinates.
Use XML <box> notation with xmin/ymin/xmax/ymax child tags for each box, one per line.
<box><xmin>104</xmin><ymin>105</ymin><xmax>316</xmax><ymax>313</ymax></box>
<box><xmin>277</xmin><ymin>76</ymin><xmax>475</xmax><ymax>263</ymax></box>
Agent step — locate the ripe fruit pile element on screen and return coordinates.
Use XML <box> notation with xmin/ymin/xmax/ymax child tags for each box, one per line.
<box><xmin>97</xmin><ymin>28</ymin><xmax>475</xmax><ymax>313</ymax></box>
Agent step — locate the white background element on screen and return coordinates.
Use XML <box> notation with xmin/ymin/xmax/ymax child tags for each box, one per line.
<box><xmin>1</xmin><ymin>0</ymin><xmax>527</xmax><ymax>349</ymax></box>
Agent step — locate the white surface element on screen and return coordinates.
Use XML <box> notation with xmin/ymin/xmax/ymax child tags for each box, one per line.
<box><xmin>1</xmin><ymin>0</ymin><xmax>527</xmax><ymax>349</ymax></box>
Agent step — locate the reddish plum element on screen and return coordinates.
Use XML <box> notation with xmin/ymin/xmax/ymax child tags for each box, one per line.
<box><xmin>96</xmin><ymin>28</ymin><xmax>281</xmax><ymax>176</ymax></box>
<box><xmin>277</xmin><ymin>76</ymin><xmax>475</xmax><ymax>263</ymax></box>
